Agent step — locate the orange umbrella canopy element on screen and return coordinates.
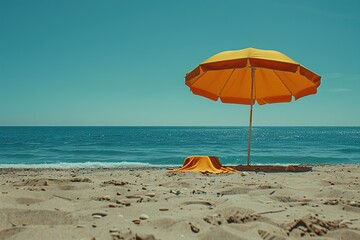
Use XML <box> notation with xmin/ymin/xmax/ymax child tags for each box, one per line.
<box><xmin>185</xmin><ymin>48</ymin><xmax>321</xmax><ymax>165</ymax></box>
<box><xmin>185</xmin><ymin>48</ymin><xmax>321</xmax><ymax>105</ymax></box>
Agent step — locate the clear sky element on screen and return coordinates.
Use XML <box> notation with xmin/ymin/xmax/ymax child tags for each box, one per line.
<box><xmin>0</xmin><ymin>0</ymin><xmax>359</xmax><ymax>126</ymax></box>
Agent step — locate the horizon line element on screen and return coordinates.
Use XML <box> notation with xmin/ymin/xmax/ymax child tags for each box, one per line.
<box><xmin>0</xmin><ymin>125</ymin><xmax>359</xmax><ymax>127</ymax></box>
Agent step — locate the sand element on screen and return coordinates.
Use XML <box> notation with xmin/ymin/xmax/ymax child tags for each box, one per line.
<box><xmin>0</xmin><ymin>165</ymin><xmax>359</xmax><ymax>240</ymax></box>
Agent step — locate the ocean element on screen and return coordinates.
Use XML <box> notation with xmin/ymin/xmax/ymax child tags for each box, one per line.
<box><xmin>0</xmin><ymin>127</ymin><xmax>359</xmax><ymax>168</ymax></box>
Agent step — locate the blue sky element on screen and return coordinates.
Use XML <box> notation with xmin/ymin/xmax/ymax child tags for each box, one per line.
<box><xmin>0</xmin><ymin>0</ymin><xmax>359</xmax><ymax>126</ymax></box>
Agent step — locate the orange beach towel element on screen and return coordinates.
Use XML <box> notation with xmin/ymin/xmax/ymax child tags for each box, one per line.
<box><xmin>172</xmin><ymin>156</ymin><xmax>236</xmax><ymax>174</ymax></box>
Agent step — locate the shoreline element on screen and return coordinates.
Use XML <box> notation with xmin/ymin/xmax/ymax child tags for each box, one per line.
<box><xmin>0</xmin><ymin>165</ymin><xmax>359</xmax><ymax>239</ymax></box>
<box><xmin>1</xmin><ymin>163</ymin><xmax>357</xmax><ymax>170</ymax></box>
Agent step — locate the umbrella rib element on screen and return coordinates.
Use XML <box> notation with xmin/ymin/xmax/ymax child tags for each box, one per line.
<box><xmin>187</xmin><ymin>71</ymin><xmax>207</xmax><ymax>87</ymax></box>
<box><xmin>273</xmin><ymin>70</ymin><xmax>294</xmax><ymax>97</ymax></box>
<box><xmin>253</xmin><ymin>68</ymin><xmax>257</xmax><ymax>100</ymax></box>
<box><xmin>218</xmin><ymin>68</ymin><xmax>235</xmax><ymax>98</ymax></box>
<box><xmin>300</xmin><ymin>65</ymin><xmax>321</xmax><ymax>84</ymax></box>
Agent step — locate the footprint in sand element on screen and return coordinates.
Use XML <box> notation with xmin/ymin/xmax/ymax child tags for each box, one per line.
<box><xmin>258</xmin><ymin>229</ymin><xmax>287</xmax><ymax>240</ymax></box>
<box><xmin>270</xmin><ymin>195</ymin><xmax>298</xmax><ymax>203</ymax></box>
<box><xmin>219</xmin><ymin>187</ymin><xmax>251</xmax><ymax>196</ymax></box>
<box><xmin>15</xmin><ymin>197</ymin><xmax>44</xmax><ymax>205</ymax></box>
<box><xmin>0</xmin><ymin>227</ymin><xmax>25</xmax><ymax>240</ymax></box>
<box><xmin>0</xmin><ymin>209</ymin><xmax>74</xmax><ymax>240</ymax></box>
<box><xmin>3</xmin><ymin>209</ymin><xmax>74</xmax><ymax>226</ymax></box>
<box><xmin>12</xmin><ymin>178</ymin><xmax>92</xmax><ymax>191</ymax></box>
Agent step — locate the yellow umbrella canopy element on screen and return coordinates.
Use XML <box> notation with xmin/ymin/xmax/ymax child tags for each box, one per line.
<box><xmin>185</xmin><ymin>48</ymin><xmax>321</xmax><ymax>165</ymax></box>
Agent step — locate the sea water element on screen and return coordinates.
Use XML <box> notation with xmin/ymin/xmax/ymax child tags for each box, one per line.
<box><xmin>0</xmin><ymin>127</ymin><xmax>359</xmax><ymax>168</ymax></box>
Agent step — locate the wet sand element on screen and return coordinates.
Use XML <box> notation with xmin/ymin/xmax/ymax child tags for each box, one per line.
<box><xmin>0</xmin><ymin>165</ymin><xmax>359</xmax><ymax>240</ymax></box>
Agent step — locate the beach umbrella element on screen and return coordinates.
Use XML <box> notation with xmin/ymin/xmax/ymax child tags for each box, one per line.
<box><xmin>185</xmin><ymin>48</ymin><xmax>321</xmax><ymax>165</ymax></box>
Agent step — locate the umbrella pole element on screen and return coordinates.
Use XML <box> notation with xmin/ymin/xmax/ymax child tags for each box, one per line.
<box><xmin>247</xmin><ymin>67</ymin><xmax>255</xmax><ymax>166</ymax></box>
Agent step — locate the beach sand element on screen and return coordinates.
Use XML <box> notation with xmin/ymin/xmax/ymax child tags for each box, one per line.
<box><xmin>0</xmin><ymin>165</ymin><xmax>359</xmax><ymax>240</ymax></box>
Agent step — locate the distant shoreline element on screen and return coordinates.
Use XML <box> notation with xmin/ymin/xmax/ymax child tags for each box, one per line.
<box><xmin>0</xmin><ymin>163</ymin><xmax>358</xmax><ymax>170</ymax></box>
<box><xmin>1</xmin><ymin>125</ymin><xmax>360</xmax><ymax>128</ymax></box>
